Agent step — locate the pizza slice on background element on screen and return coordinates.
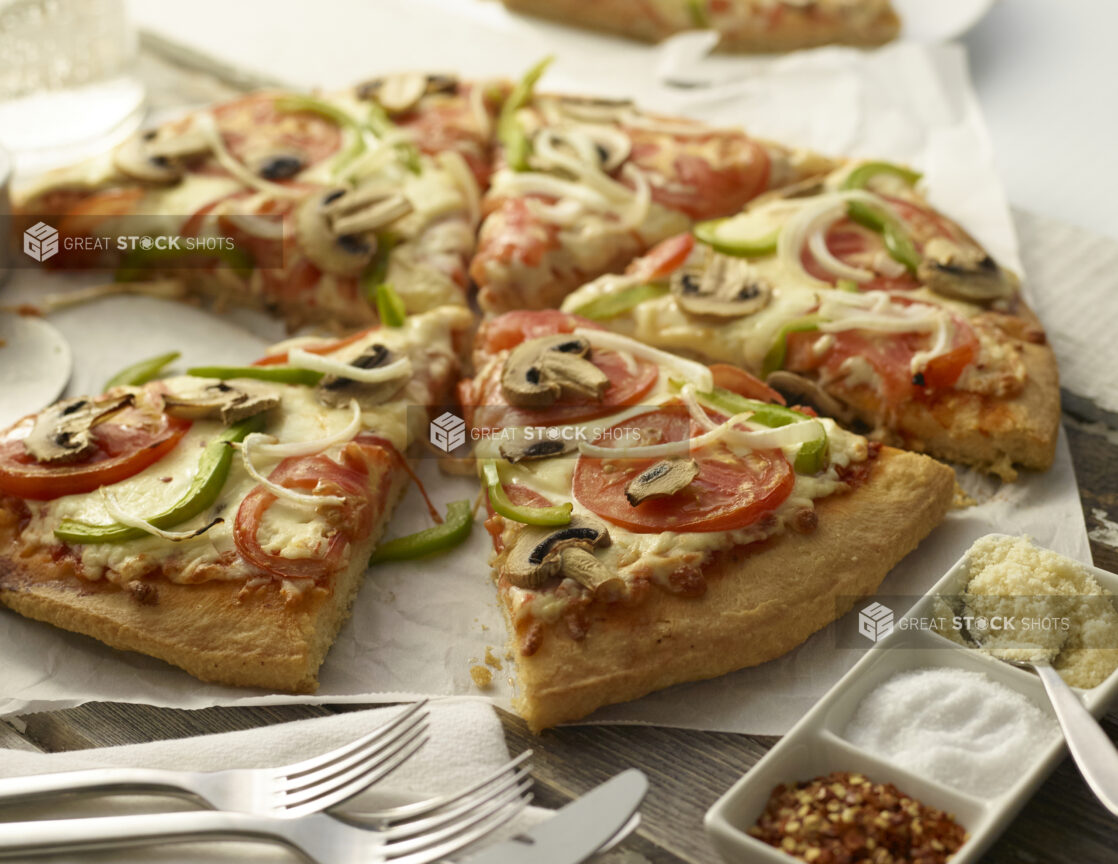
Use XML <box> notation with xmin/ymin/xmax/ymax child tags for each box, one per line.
<box><xmin>0</xmin><ymin>306</ymin><xmax>473</xmax><ymax>692</ymax></box>
<box><xmin>560</xmin><ymin>161</ymin><xmax>1060</xmax><ymax>479</ymax></box>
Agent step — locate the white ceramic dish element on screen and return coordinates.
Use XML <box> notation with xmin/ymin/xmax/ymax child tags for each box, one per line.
<box><xmin>705</xmin><ymin>533</ymin><xmax>1118</xmax><ymax>863</ymax></box>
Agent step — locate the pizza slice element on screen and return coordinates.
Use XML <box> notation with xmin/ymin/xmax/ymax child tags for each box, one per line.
<box><xmin>14</xmin><ymin>73</ymin><xmax>501</xmax><ymax>329</ymax></box>
<box><xmin>500</xmin><ymin>0</ymin><xmax>900</xmax><ymax>53</ymax></box>
<box><xmin>0</xmin><ymin>305</ymin><xmax>473</xmax><ymax>692</ymax></box>
<box><xmin>458</xmin><ymin>309</ymin><xmax>954</xmax><ymax>730</ymax></box>
<box><xmin>470</xmin><ymin>60</ymin><xmax>835</xmax><ymax>314</ymax></box>
<box><xmin>560</xmin><ymin>161</ymin><xmax>1061</xmax><ymax>479</ymax></box>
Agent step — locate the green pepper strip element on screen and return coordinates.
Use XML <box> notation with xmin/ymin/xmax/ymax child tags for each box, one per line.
<box><xmin>187</xmin><ymin>366</ymin><xmax>324</xmax><ymax>386</ymax></box>
<box><xmin>361</xmin><ymin>231</ymin><xmax>398</xmax><ymax>302</ymax></box>
<box><xmin>369</xmin><ymin>499</ymin><xmax>473</xmax><ymax>564</ymax></box>
<box><xmin>840</xmin><ymin>161</ymin><xmax>923</xmax><ymax>191</ymax></box>
<box><xmin>699</xmin><ymin>387</ymin><xmax>828</xmax><ymax>474</ymax></box>
<box><xmin>569</xmin><ymin>283</ymin><xmax>668</xmax><ymax>321</ymax></box>
<box><xmin>374</xmin><ymin>282</ymin><xmax>407</xmax><ymax>328</ymax></box>
<box><xmin>847</xmin><ymin>201</ymin><xmax>921</xmax><ymax>275</ymax></box>
<box><xmin>104</xmin><ymin>351</ymin><xmax>181</xmax><ymax>390</ymax></box>
<box><xmin>481</xmin><ymin>459</ymin><xmax>572</xmax><ymax>526</ymax></box>
<box><xmin>686</xmin><ymin>0</ymin><xmax>709</xmax><ymax>27</ymax></box>
<box><xmin>365</xmin><ymin>103</ymin><xmax>422</xmax><ymax>174</ymax></box>
<box><xmin>115</xmin><ymin>245</ymin><xmax>254</xmax><ymax>283</ymax></box>
<box><xmin>273</xmin><ymin>94</ymin><xmax>368</xmax><ymax>177</ymax></box>
<box><xmin>498</xmin><ymin>56</ymin><xmax>554</xmax><ymax>172</ymax></box>
<box><xmin>54</xmin><ymin>415</ymin><xmax>266</xmax><ymax>545</ymax></box>
<box><xmin>836</xmin><ymin>279</ymin><xmax>859</xmax><ymax>293</ymax></box>
<box><xmin>693</xmin><ymin>220</ymin><xmax>779</xmax><ymax>258</ymax></box>
<box><xmin>761</xmin><ymin>314</ymin><xmax>822</xmax><ymax>378</ymax></box>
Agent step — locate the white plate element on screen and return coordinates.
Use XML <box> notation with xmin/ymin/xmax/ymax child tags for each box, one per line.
<box><xmin>896</xmin><ymin>0</ymin><xmax>999</xmax><ymax>42</ymax></box>
<box><xmin>705</xmin><ymin>534</ymin><xmax>1118</xmax><ymax>863</ymax></box>
<box><xmin>0</xmin><ymin>313</ymin><xmax>72</xmax><ymax>429</ymax></box>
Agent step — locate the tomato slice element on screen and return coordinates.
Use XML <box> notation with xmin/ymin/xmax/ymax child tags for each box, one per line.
<box><xmin>710</xmin><ymin>363</ymin><xmax>785</xmax><ymax>405</ymax></box>
<box><xmin>785</xmin><ymin>313</ymin><xmax>980</xmax><ymax>405</ymax></box>
<box><xmin>211</xmin><ymin>93</ymin><xmax>342</xmax><ymax>171</ymax></box>
<box><xmin>233</xmin><ymin>434</ymin><xmax>397</xmax><ymax>581</ymax></box>
<box><xmin>801</xmin><ymin>224</ymin><xmax>919</xmax><ymax>292</ymax></box>
<box><xmin>469</xmin><ymin>311</ymin><xmax>659</xmax><ymax>429</ymax></box>
<box><xmin>625</xmin><ymin>129</ymin><xmax>771</xmax><ymax>220</ymax></box>
<box><xmin>0</xmin><ymin>408</ymin><xmax>191</xmax><ymax>501</ymax></box>
<box><xmin>573</xmin><ymin>403</ymin><xmax>793</xmax><ymax>533</ymax></box>
<box><xmin>394</xmin><ymin>82</ymin><xmax>498</xmax><ymax>187</ymax></box>
<box><xmin>627</xmin><ymin>233</ymin><xmax>694</xmax><ymax>281</ymax></box>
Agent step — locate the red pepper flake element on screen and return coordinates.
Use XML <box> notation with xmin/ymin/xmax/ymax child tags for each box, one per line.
<box><xmin>749</xmin><ymin>771</ymin><xmax>967</xmax><ymax>864</ymax></box>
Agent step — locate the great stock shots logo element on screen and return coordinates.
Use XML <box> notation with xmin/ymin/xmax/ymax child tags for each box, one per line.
<box><xmin>23</xmin><ymin>221</ymin><xmax>59</xmax><ymax>262</ymax></box>
<box><xmin>429</xmin><ymin>412</ymin><xmax>467</xmax><ymax>453</ymax></box>
<box><xmin>858</xmin><ymin>601</ymin><xmax>895</xmax><ymax>643</ymax></box>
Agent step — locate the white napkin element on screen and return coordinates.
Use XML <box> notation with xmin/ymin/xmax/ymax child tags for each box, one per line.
<box><xmin>0</xmin><ymin>698</ymin><xmax>563</xmax><ymax>864</ymax></box>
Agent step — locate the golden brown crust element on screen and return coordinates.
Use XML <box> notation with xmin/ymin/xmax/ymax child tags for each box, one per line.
<box><xmin>500</xmin><ymin>0</ymin><xmax>900</xmax><ymax>52</ymax></box>
<box><xmin>0</xmin><ymin>468</ymin><xmax>411</xmax><ymax>693</ymax></box>
<box><xmin>503</xmin><ymin>446</ymin><xmax>955</xmax><ymax>731</ymax></box>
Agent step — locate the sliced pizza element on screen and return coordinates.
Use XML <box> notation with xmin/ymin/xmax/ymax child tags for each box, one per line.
<box><xmin>470</xmin><ymin>60</ymin><xmax>835</xmax><ymax>313</ymax></box>
<box><xmin>14</xmin><ymin>74</ymin><xmax>500</xmax><ymax>329</ymax></box>
<box><xmin>500</xmin><ymin>0</ymin><xmax>900</xmax><ymax>53</ymax></box>
<box><xmin>0</xmin><ymin>305</ymin><xmax>473</xmax><ymax>692</ymax></box>
<box><xmin>458</xmin><ymin>309</ymin><xmax>954</xmax><ymax>730</ymax></box>
<box><xmin>560</xmin><ymin>161</ymin><xmax>1061</xmax><ymax>479</ymax></box>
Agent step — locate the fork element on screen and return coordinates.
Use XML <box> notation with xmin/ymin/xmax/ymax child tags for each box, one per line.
<box><xmin>0</xmin><ymin>700</ymin><xmax>429</xmax><ymax>818</ymax></box>
<box><xmin>0</xmin><ymin>757</ymin><xmax>534</xmax><ymax>863</ymax></box>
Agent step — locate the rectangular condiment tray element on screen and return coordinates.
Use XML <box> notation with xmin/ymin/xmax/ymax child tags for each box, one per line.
<box><xmin>705</xmin><ymin>533</ymin><xmax>1118</xmax><ymax>863</ymax></box>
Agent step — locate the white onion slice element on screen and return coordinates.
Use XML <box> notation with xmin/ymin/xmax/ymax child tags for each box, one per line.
<box><xmin>680</xmin><ymin>384</ymin><xmax>718</xmax><ymax>431</ymax></box>
<box><xmin>438</xmin><ymin>150</ymin><xmax>480</xmax><ymax>228</ymax></box>
<box><xmin>240</xmin><ymin>433</ymin><xmax>345</xmax><ymax>508</ymax></box>
<box><xmin>194</xmin><ymin>113</ymin><xmax>304</xmax><ymax>200</ymax></box>
<box><xmin>287</xmin><ymin>348</ymin><xmax>412</xmax><ymax>383</ymax></box>
<box><xmin>574</xmin><ymin>327</ymin><xmax>712</xmax><ymax>392</ymax></box>
<box><xmin>100</xmin><ymin>488</ymin><xmax>220</xmax><ymax>541</ymax></box>
<box><xmin>242</xmin><ymin>400</ymin><xmax>362</xmax><ymax>460</ymax></box>
<box><xmin>616</xmin><ymin>164</ymin><xmax>651</xmax><ymax>231</ymax></box>
<box><xmin>807</xmin><ymin>225</ymin><xmax>874</xmax><ymax>281</ymax></box>
<box><xmin>494</xmin><ymin>171</ymin><xmax>614</xmax><ymax>210</ymax></box>
<box><xmin>468</xmin><ymin>81</ymin><xmax>492</xmax><ymax>140</ymax></box>
<box><xmin>218</xmin><ymin>210</ymin><xmax>287</xmax><ymax>241</ymax></box>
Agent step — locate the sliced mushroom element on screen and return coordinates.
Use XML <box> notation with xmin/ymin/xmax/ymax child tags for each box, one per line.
<box><xmin>163</xmin><ymin>381</ymin><xmax>280</xmax><ymax>424</ymax></box>
<box><xmin>113</xmin><ymin>128</ymin><xmax>211</xmax><ymax>184</ymax></box>
<box><xmin>504</xmin><ymin>516</ymin><xmax>613</xmax><ymax>592</ymax></box>
<box><xmin>625</xmin><ymin>459</ymin><xmax>700</xmax><ymax>506</ymax></box>
<box><xmin>253</xmin><ymin>151</ymin><xmax>306</xmax><ymax>181</ymax></box>
<box><xmin>499</xmin><ymin>436</ymin><xmax>576</xmax><ymax>463</ymax></box>
<box><xmin>537</xmin><ymin>126</ymin><xmax>631</xmax><ymax>174</ymax></box>
<box><xmin>356</xmin><ymin>72</ymin><xmax>458</xmax><ymax>114</ymax></box>
<box><xmin>555</xmin><ymin>95</ymin><xmax>634</xmax><ymax>124</ymax></box>
<box><xmin>765</xmin><ymin>371</ymin><xmax>857</xmax><ymax>426</ymax></box>
<box><xmin>671</xmin><ymin>254</ymin><xmax>772</xmax><ymax>318</ymax></box>
<box><xmin>500</xmin><ymin>335</ymin><xmax>610</xmax><ymax>408</ymax></box>
<box><xmin>315</xmin><ymin>344</ymin><xmax>410</xmax><ymax>408</ymax></box>
<box><xmin>321</xmin><ymin>183</ymin><xmax>414</xmax><ymax>235</ymax></box>
<box><xmin>23</xmin><ymin>395</ymin><xmax>134</xmax><ymax>464</ymax></box>
<box><xmin>918</xmin><ymin>238</ymin><xmax>1014</xmax><ymax>303</ymax></box>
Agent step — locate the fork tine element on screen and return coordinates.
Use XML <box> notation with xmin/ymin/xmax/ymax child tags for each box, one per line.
<box><xmin>346</xmin><ymin>750</ymin><xmax>534</xmax><ymax>825</ymax></box>
<box><xmin>382</xmin><ymin>767</ymin><xmax>532</xmax><ymax>840</ymax></box>
<box><xmin>279</xmin><ymin>726</ymin><xmax>429</xmax><ymax>817</ymax></box>
<box><xmin>283</xmin><ymin>711</ymin><xmax>427</xmax><ymax>793</ymax></box>
<box><xmin>279</xmin><ymin>700</ymin><xmax>428</xmax><ymax>778</ymax></box>
<box><xmin>383</xmin><ymin>778</ymin><xmax>532</xmax><ymax>856</ymax></box>
<box><xmin>389</xmin><ymin>791</ymin><xmax>533</xmax><ymax>864</ymax></box>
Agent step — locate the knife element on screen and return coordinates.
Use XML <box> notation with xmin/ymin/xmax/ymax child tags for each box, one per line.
<box><xmin>462</xmin><ymin>768</ymin><xmax>648</xmax><ymax>864</ymax></box>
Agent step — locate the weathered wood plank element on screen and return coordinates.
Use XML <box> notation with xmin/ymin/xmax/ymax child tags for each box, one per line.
<box><xmin>0</xmin><ymin>719</ymin><xmax>43</xmax><ymax>753</ymax></box>
<box><xmin>17</xmin><ymin>703</ymin><xmax>330</xmax><ymax>752</ymax></box>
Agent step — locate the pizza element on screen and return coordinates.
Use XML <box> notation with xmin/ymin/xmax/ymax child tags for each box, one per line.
<box><xmin>0</xmin><ymin>306</ymin><xmax>472</xmax><ymax>691</ymax></box>
<box><xmin>2</xmin><ymin>62</ymin><xmax>1056</xmax><ymax>727</ymax></box>
<box><xmin>471</xmin><ymin>60</ymin><xmax>835</xmax><ymax>313</ymax></box>
<box><xmin>14</xmin><ymin>73</ymin><xmax>501</xmax><ymax>330</ymax></box>
<box><xmin>499</xmin><ymin>0</ymin><xmax>901</xmax><ymax>53</ymax></box>
<box><xmin>458</xmin><ymin>309</ymin><xmax>954</xmax><ymax>729</ymax></box>
<box><xmin>560</xmin><ymin>161</ymin><xmax>1061</xmax><ymax>479</ymax></box>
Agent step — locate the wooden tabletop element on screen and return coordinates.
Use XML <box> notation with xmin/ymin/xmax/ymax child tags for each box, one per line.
<box><xmin>2</xmin><ymin>46</ymin><xmax>1117</xmax><ymax>864</ymax></box>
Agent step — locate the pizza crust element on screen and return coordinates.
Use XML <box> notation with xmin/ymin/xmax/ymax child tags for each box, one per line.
<box><xmin>0</xmin><ymin>461</ymin><xmax>411</xmax><ymax>694</ymax></box>
<box><xmin>500</xmin><ymin>0</ymin><xmax>899</xmax><ymax>52</ymax></box>
<box><xmin>500</xmin><ymin>446</ymin><xmax>955</xmax><ymax>731</ymax></box>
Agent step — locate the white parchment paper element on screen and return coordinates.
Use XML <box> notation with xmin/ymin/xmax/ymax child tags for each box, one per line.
<box><xmin>0</xmin><ymin>13</ymin><xmax>1092</xmax><ymax>731</ymax></box>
